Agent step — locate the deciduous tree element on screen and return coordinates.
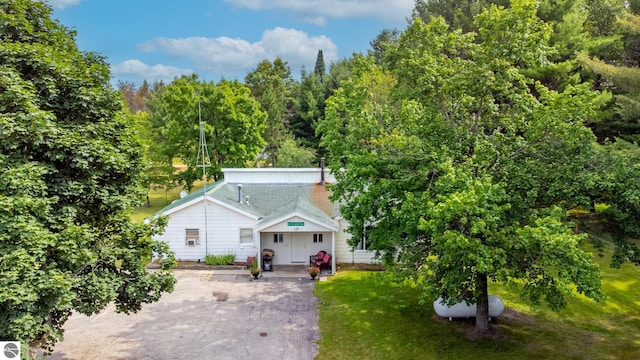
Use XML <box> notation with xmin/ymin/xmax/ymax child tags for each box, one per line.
<box><xmin>319</xmin><ymin>0</ymin><xmax>604</xmax><ymax>335</ymax></box>
<box><xmin>154</xmin><ymin>74</ymin><xmax>266</xmax><ymax>189</ymax></box>
<box><xmin>0</xmin><ymin>1</ymin><xmax>175</xmax><ymax>356</ymax></box>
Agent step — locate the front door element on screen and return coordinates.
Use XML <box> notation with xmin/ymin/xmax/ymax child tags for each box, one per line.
<box><xmin>291</xmin><ymin>234</ymin><xmax>307</xmax><ymax>263</ymax></box>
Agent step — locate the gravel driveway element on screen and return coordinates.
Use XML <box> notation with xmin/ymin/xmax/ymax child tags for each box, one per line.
<box><xmin>45</xmin><ymin>269</ymin><xmax>319</xmax><ymax>360</ymax></box>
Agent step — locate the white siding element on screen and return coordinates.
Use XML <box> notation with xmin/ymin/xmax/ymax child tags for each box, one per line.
<box><xmin>259</xmin><ymin>231</ymin><xmax>332</xmax><ymax>265</ymax></box>
<box><xmin>334</xmin><ymin>218</ymin><xmax>377</xmax><ymax>264</ymax></box>
<box><xmin>260</xmin><ymin>216</ymin><xmax>334</xmax><ymax>233</ymax></box>
<box><xmin>222</xmin><ymin>168</ymin><xmax>336</xmax><ymax>184</ymax></box>
<box><xmin>156</xmin><ymin>168</ymin><xmax>379</xmax><ymax>268</ymax></box>
<box><xmin>154</xmin><ymin>200</ymin><xmax>258</xmax><ymax>262</ymax></box>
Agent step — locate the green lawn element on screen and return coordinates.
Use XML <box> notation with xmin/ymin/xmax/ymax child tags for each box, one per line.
<box><xmin>133</xmin><ymin>189</ymin><xmax>638</xmax><ymax>359</ymax></box>
<box><xmin>130</xmin><ymin>182</ymin><xmax>204</xmax><ymax>223</ymax></box>
<box><xmin>130</xmin><ymin>187</ymin><xmax>181</xmax><ymax>223</ymax></box>
<box><xmin>315</xmin><ymin>242</ymin><xmax>640</xmax><ymax>360</ymax></box>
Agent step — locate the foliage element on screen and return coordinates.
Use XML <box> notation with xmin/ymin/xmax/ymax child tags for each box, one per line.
<box><xmin>205</xmin><ymin>251</ymin><xmax>236</xmax><ymax>266</ymax></box>
<box><xmin>315</xmin><ymin>254</ymin><xmax>640</xmax><ymax>360</ymax></box>
<box><xmin>577</xmin><ymin>14</ymin><xmax>640</xmax><ymax>143</ymax></box>
<box><xmin>151</xmin><ymin>74</ymin><xmax>267</xmax><ymax>190</ymax></box>
<box><xmin>369</xmin><ymin>28</ymin><xmax>400</xmax><ymax>66</ymax></box>
<box><xmin>324</xmin><ymin>58</ymin><xmax>355</xmax><ymax>98</ymax></box>
<box><xmin>414</xmin><ymin>0</ymin><xmax>511</xmax><ymax>33</ymax></box>
<box><xmin>308</xmin><ymin>266</ymin><xmax>320</xmax><ymax>276</ymax></box>
<box><xmin>245</xmin><ymin>57</ymin><xmax>296</xmax><ymax>166</ymax></box>
<box><xmin>275</xmin><ymin>137</ymin><xmax>317</xmax><ymax>167</ymax></box>
<box><xmin>0</xmin><ymin>1</ymin><xmax>176</xmax><ymax>356</ymax></box>
<box><xmin>118</xmin><ymin>79</ymin><xmax>151</xmax><ymax>114</ymax></box>
<box><xmin>314</xmin><ymin>49</ymin><xmax>326</xmax><ymax>83</ymax></box>
<box><xmin>130</xmin><ymin>182</ymin><xmax>190</xmax><ymax>223</ymax></box>
<box><xmin>290</xmin><ymin>69</ymin><xmax>325</xmax><ymax>150</ymax></box>
<box><xmin>318</xmin><ymin>0</ymin><xmax>605</xmax><ymax>333</ymax></box>
<box><xmin>585</xmin><ymin>141</ymin><xmax>640</xmax><ymax>266</ymax></box>
<box><xmin>249</xmin><ymin>260</ymin><xmax>261</xmax><ymax>275</ymax></box>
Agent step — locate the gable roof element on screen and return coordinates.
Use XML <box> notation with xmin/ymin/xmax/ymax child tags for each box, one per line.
<box><xmin>255</xmin><ymin>193</ymin><xmax>339</xmax><ymax>231</ymax></box>
<box><xmin>155</xmin><ymin>180</ymin><xmax>223</xmax><ymax>215</ymax></box>
<box><xmin>156</xmin><ymin>180</ymin><xmax>340</xmax><ymax>231</ymax></box>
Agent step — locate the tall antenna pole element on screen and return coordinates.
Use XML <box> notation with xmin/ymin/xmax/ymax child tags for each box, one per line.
<box><xmin>196</xmin><ymin>98</ymin><xmax>211</xmax><ymax>256</ymax></box>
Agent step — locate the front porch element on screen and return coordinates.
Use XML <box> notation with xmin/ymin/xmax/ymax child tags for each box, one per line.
<box><xmin>256</xmin><ymin>217</ymin><xmax>338</xmax><ymax>273</ymax></box>
<box><xmin>257</xmin><ymin>264</ymin><xmax>332</xmax><ymax>279</ymax></box>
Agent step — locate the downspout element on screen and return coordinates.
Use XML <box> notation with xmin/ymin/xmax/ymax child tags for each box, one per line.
<box><xmin>320</xmin><ymin>158</ymin><xmax>325</xmax><ymax>186</ymax></box>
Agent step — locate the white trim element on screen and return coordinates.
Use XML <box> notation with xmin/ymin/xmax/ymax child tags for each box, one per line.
<box><xmin>239</xmin><ymin>228</ymin><xmax>254</xmax><ymax>245</ymax></box>
<box><xmin>255</xmin><ymin>212</ymin><xmax>339</xmax><ymax>232</ymax></box>
<box><xmin>222</xmin><ymin>167</ymin><xmax>336</xmax><ymax>184</ymax></box>
<box><xmin>162</xmin><ymin>195</ymin><xmax>260</xmax><ymax>221</ymax></box>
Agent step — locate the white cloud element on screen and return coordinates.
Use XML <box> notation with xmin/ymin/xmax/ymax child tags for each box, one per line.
<box><xmin>224</xmin><ymin>0</ymin><xmax>413</xmax><ymax>24</ymax></box>
<box><xmin>111</xmin><ymin>60</ymin><xmax>194</xmax><ymax>84</ymax></box>
<box><xmin>137</xmin><ymin>28</ymin><xmax>337</xmax><ymax>77</ymax></box>
<box><xmin>43</xmin><ymin>0</ymin><xmax>82</xmax><ymax>9</ymax></box>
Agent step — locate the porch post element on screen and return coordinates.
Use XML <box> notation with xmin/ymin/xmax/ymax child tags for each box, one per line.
<box><xmin>331</xmin><ymin>230</ymin><xmax>336</xmax><ymax>274</ymax></box>
<box><xmin>257</xmin><ymin>230</ymin><xmax>261</xmax><ymax>270</ymax></box>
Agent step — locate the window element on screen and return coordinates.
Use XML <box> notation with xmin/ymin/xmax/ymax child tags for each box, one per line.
<box><xmin>356</xmin><ymin>237</ymin><xmax>369</xmax><ymax>250</ymax></box>
<box><xmin>240</xmin><ymin>228</ymin><xmax>254</xmax><ymax>245</ymax></box>
<box><xmin>273</xmin><ymin>233</ymin><xmax>284</xmax><ymax>243</ymax></box>
<box><xmin>313</xmin><ymin>233</ymin><xmax>323</xmax><ymax>243</ymax></box>
<box><xmin>185</xmin><ymin>229</ymin><xmax>200</xmax><ymax>246</ymax></box>
<box><xmin>356</xmin><ymin>226</ymin><xmax>370</xmax><ymax>250</ymax></box>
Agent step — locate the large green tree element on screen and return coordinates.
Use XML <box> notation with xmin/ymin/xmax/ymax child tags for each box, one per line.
<box><xmin>154</xmin><ymin>74</ymin><xmax>266</xmax><ymax>189</ymax></box>
<box><xmin>244</xmin><ymin>58</ymin><xmax>295</xmax><ymax>166</ymax></box>
<box><xmin>414</xmin><ymin>0</ymin><xmax>510</xmax><ymax>32</ymax></box>
<box><xmin>319</xmin><ymin>0</ymin><xmax>604</xmax><ymax>334</ymax></box>
<box><xmin>290</xmin><ymin>69</ymin><xmax>326</xmax><ymax>150</ymax></box>
<box><xmin>369</xmin><ymin>28</ymin><xmax>400</xmax><ymax>66</ymax></box>
<box><xmin>0</xmin><ymin>1</ymin><xmax>175</xmax><ymax>357</ymax></box>
<box><xmin>314</xmin><ymin>49</ymin><xmax>326</xmax><ymax>83</ymax></box>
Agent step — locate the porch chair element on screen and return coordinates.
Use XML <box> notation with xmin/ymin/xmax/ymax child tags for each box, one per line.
<box><xmin>313</xmin><ymin>252</ymin><xmax>332</xmax><ymax>273</ymax></box>
<box><xmin>310</xmin><ymin>250</ymin><xmax>327</xmax><ymax>267</ymax></box>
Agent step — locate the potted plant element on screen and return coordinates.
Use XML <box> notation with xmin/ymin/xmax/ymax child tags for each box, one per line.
<box><xmin>308</xmin><ymin>265</ymin><xmax>320</xmax><ymax>279</ymax></box>
<box><xmin>249</xmin><ymin>260</ymin><xmax>261</xmax><ymax>279</ymax></box>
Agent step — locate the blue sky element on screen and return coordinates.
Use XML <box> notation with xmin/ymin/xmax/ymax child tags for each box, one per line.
<box><xmin>46</xmin><ymin>0</ymin><xmax>414</xmax><ymax>85</ymax></box>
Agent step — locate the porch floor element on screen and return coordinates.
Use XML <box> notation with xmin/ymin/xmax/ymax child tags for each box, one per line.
<box><xmin>260</xmin><ymin>264</ymin><xmax>332</xmax><ymax>278</ymax></box>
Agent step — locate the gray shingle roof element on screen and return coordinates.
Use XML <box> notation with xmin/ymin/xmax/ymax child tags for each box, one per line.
<box><xmin>157</xmin><ymin>181</ymin><xmax>339</xmax><ymax>229</ymax></box>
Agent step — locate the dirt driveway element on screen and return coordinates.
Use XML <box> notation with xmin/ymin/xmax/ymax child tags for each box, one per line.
<box><xmin>45</xmin><ymin>270</ymin><xmax>319</xmax><ymax>360</ymax></box>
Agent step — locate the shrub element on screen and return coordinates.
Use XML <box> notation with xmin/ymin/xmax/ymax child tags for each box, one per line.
<box><xmin>205</xmin><ymin>251</ymin><xmax>236</xmax><ymax>265</ymax></box>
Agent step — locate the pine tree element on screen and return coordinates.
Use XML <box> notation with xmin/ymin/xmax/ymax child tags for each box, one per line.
<box><xmin>314</xmin><ymin>49</ymin><xmax>326</xmax><ymax>83</ymax></box>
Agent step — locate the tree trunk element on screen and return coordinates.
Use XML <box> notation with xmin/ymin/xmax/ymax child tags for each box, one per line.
<box><xmin>475</xmin><ymin>272</ymin><xmax>490</xmax><ymax>333</ymax></box>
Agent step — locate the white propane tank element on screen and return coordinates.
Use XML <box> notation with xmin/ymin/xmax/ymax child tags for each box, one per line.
<box><xmin>433</xmin><ymin>295</ymin><xmax>505</xmax><ymax>321</ymax></box>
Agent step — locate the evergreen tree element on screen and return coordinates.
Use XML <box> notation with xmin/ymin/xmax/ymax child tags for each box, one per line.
<box><xmin>245</xmin><ymin>58</ymin><xmax>295</xmax><ymax>166</ymax></box>
<box><xmin>290</xmin><ymin>69</ymin><xmax>325</xmax><ymax>150</ymax></box>
<box><xmin>369</xmin><ymin>28</ymin><xmax>400</xmax><ymax>66</ymax></box>
<box><xmin>314</xmin><ymin>49</ymin><xmax>326</xmax><ymax>83</ymax></box>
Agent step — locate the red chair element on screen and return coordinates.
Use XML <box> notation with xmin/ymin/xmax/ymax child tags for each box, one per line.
<box><xmin>313</xmin><ymin>253</ymin><xmax>332</xmax><ymax>273</ymax></box>
<box><xmin>310</xmin><ymin>250</ymin><xmax>327</xmax><ymax>266</ymax></box>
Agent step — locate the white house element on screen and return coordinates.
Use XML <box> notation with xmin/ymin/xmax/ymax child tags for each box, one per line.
<box><xmin>153</xmin><ymin>167</ymin><xmax>376</xmax><ymax>273</ymax></box>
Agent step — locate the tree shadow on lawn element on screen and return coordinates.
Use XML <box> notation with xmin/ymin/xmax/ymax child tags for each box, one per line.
<box><xmin>315</xmin><ymin>271</ymin><xmax>640</xmax><ymax>360</ymax></box>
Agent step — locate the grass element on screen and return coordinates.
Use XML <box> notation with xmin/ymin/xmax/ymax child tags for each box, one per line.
<box><xmin>130</xmin><ymin>181</ymin><xmax>204</xmax><ymax>223</ymax></box>
<box><xmin>134</xmin><ymin>187</ymin><xmax>638</xmax><ymax>358</ymax></box>
<box><xmin>314</xmin><ymin>242</ymin><xmax>640</xmax><ymax>360</ymax></box>
<box><xmin>205</xmin><ymin>251</ymin><xmax>237</xmax><ymax>265</ymax></box>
